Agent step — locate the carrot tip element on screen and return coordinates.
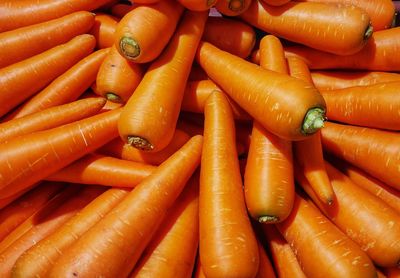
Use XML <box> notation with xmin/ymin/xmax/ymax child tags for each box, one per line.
<box><xmin>127</xmin><ymin>136</ymin><xmax>154</xmax><ymax>151</ymax></box>
<box><xmin>119</xmin><ymin>36</ymin><xmax>141</xmax><ymax>60</ymax></box>
<box><xmin>258</xmin><ymin>215</ymin><xmax>279</xmax><ymax>223</ymax></box>
<box><xmin>302</xmin><ymin>107</ymin><xmax>326</xmax><ymax>135</ymax></box>
<box><xmin>364</xmin><ymin>24</ymin><xmax>374</xmax><ymax>41</ymax></box>
<box><xmin>105</xmin><ymin>93</ymin><xmax>123</xmax><ymax>103</ymax></box>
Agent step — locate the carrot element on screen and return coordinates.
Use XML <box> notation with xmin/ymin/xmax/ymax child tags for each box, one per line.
<box><xmin>0</xmin><ymin>108</ymin><xmax>122</xmax><ymax>199</ymax></box>
<box><xmin>0</xmin><ymin>0</ymin><xmax>116</xmax><ymax>32</ymax></box>
<box><xmin>90</xmin><ymin>12</ymin><xmax>119</xmax><ymax>49</ymax></box>
<box><xmin>320</xmin><ymin>121</ymin><xmax>400</xmax><ymax>191</ymax></box>
<box><xmin>296</xmin><ymin>161</ymin><xmax>400</xmax><ymax>267</ymax></box>
<box><xmin>12</xmin><ymin>187</ymin><xmax>130</xmax><ymax>278</ymax></box>
<box><xmin>98</xmin><ymin>129</ymin><xmax>190</xmax><ymax>165</ymax></box>
<box><xmin>47</xmin><ymin>135</ymin><xmax>203</xmax><ymax>277</ymax></box>
<box><xmin>95</xmin><ymin>45</ymin><xmax>143</xmax><ymax>103</ymax></box>
<box><xmin>202</xmin><ymin>16</ymin><xmax>256</xmax><ymax>58</ymax></box>
<box><xmin>311</xmin><ymin>70</ymin><xmax>400</xmax><ymax>90</ymax></box>
<box><xmin>259</xmin><ymin>35</ymin><xmax>288</xmax><ymax>74</ymax></box>
<box><xmin>255</xmin><ymin>239</ymin><xmax>276</xmax><ymax>278</ymax></box>
<box><xmin>320</xmin><ymin>82</ymin><xmax>400</xmax><ymax>130</ymax></box>
<box><xmin>0</xmin><ymin>11</ymin><xmax>95</xmax><ymax>69</ymax></box>
<box><xmin>199</xmin><ymin>91</ymin><xmax>259</xmax><ymax>278</ymax></box>
<box><xmin>196</xmin><ymin>41</ymin><xmax>326</xmax><ymax>141</ymax></box>
<box><xmin>177</xmin><ymin>0</ymin><xmax>217</xmax><ymax>11</ymax></box>
<box><xmin>215</xmin><ymin>0</ymin><xmax>252</xmax><ymax>16</ymax></box>
<box><xmin>240</xmin><ymin>0</ymin><xmax>372</xmax><ymax>55</ymax></box>
<box><xmin>276</xmin><ymin>193</ymin><xmax>377</xmax><ymax>278</ymax></box>
<box><xmin>0</xmin><ymin>185</ymin><xmax>105</xmax><ymax>277</ymax></box>
<box><xmin>118</xmin><ymin>10</ymin><xmax>208</xmax><ymax>152</ymax></box>
<box><xmin>0</xmin><ymin>185</ymin><xmax>39</xmax><ymax>211</ymax></box>
<box><xmin>114</xmin><ymin>0</ymin><xmax>184</xmax><ymax>63</ymax></box>
<box><xmin>0</xmin><ymin>97</ymin><xmax>106</xmax><ymax>144</ymax></box>
<box><xmin>45</xmin><ymin>153</ymin><xmax>155</xmax><ymax>188</ymax></box>
<box><xmin>284</xmin><ymin>27</ymin><xmax>400</xmax><ymax>71</ymax></box>
<box><xmin>260</xmin><ymin>0</ymin><xmax>291</xmax><ymax>6</ymax></box>
<box><xmin>110</xmin><ymin>3</ymin><xmax>138</xmax><ymax>18</ymax></box>
<box><xmin>129</xmin><ymin>173</ymin><xmax>199</xmax><ymax>278</ymax></box>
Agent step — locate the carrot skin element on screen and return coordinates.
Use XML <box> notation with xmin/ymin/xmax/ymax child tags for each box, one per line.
<box><xmin>90</xmin><ymin>13</ymin><xmax>118</xmax><ymax>49</ymax></box>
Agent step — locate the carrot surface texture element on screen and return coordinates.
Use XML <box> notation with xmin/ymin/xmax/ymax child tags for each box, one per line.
<box><xmin>0</xmin><ymin>108</ymin><xmax>121</xmax><ymax>199</ymax></box>
<box><xmin>47</xmin><ymin>135</ymin><xmax>203</xmax><ymax>277</ymax></box>
<box><xmin>177</xmin><ymin>0</ymin><xmax>217</xmax><ymax>11</ymax></box>
<box><xmin>90</xmin><ymin>12</ymin><xmax>119</xmax><ymax>49</ymax></box>
<box><xmin>196</xmin><ymin>41</ymin><xmax>326</xmax><ymax>141</ymax></box>
<box><xmin>240</xmin><ymin>0</ymin><xmax>372</xmax><ymax>55</ymax></box>
<box><xmin>114</xmin><ymin>0</ymin><xmax>184</xmax><ymax>63</ymax></box>
<box><xmin>118</xmin><ymin>10</ymin><xmax>208</xmax><ymax>152</ymax></box>
<box><xmin>199</xmin><ymin>91</ymin><xmax>259</xmax><ymax>278</ymax></box>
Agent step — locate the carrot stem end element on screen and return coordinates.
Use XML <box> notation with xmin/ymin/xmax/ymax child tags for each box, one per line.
<box><xmin>258</xmin><ymin>215</ymin><xmax>279</xmax><ymax>223</ymax></box>
<box><xmin>120</xmin><ymin>36</ymin><xmax>141</xmax><ymax>60</ymax></box>
<box><xmin>127</xmin><ymin>136</ymin><xmax>154</xmax><ymax>151</ymax></box>
<box><xmin>302</xmin><ymin>107</ymin><xmax>326</xmax><ymax>135</ymax></box>
<box><xmin>105</xmin><ymin>93</ymin><xmax>123</xmax><ymax>103</ymax></box>
<box><xmin>364</xmin><ymin>24</ymin><xmax>373</xmax><ymax>41</ymax></box>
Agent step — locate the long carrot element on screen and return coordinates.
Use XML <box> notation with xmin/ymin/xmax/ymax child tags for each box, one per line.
<box><xmin>320</xmin><ymin>121</ymin><xmax>400</xmax><ymax>191</ymax></box>
<box><xmin>0</xmin><ymin>34</ymin><xmax>96</xmax><ymax>118</ymax></box>
<box><xmin>276</xmin><ymin>193</ymin><xmax>377</xmax><ymax>278</ymax></box>
<box><xmin>177</xmin><ymin>0</ymin><xmax>217</xmax><ymax>11</ymax></box>
<box><xmin>47</xmin><ymin>135</ymin><xmax>202</xmax><ymax>277</ymax></box>
<box><xmin>90</xmin><ymin>12</ymin><xmax>119</xmax><ymax>49</ymax></box>
<box><xmin>118</xmin><ymin>10</ymin><xmax>208</xmax><ymax>152</ymax></box>
<box><xmin>114</xmin><ymin>0</ymin><xmax>184</xmax><ymax>63</ymax></box>
<box><xmin>215</xmin><ymin>0</ymin><xmax>252</xmax><ymax>16</ymax></box>
<box><xmin>240</xmin><ymin>0</ymin><xmax>372</xmax><ymax>55</ymax></box>
<box><xmin>196</xmin><ymin>41</ymin><xmax>326</xmax><ymax>141</ymax></box>
<box><xmin>0</xmin><ymin>11</ymin><xmax>94</xmax><ymax>69</ymax></box>
<box><xmin>0</xmin><ymin>108</ymin><xmax>121</xmax><ymax>199</ymax></box>
<box><xmin>199</xmin><ymin>91</ymin><xmax>259</xmax><ymax>278</ymax></box>
<box><xmin>12</xmin><ymin>187</ymin><xmax>130</xmax><ymax>278</ymax></box>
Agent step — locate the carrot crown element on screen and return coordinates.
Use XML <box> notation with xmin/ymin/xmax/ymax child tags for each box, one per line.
<box><xmin>302</xmin><ymin>107</ymin><xmax>326</xmax><ymax>135</ymax></box>
<box><xmin>119</xmin><ymin>36</ymin><xmax>141</xmax><ymax>60</ymax></box>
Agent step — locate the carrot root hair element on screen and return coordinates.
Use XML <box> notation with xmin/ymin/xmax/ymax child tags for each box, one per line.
<box><xmin>119</xmin><ymin>36</ymin><xmax>141</xmax><ymax>59</ymax></box>
<box><xmin>128</xmin><ymin>136</ymin><xmax>154</xmax><ymax>151</ymax></box>
<box><xmin>302</xmin><ymin>107</ymin><xmax>326</xmax><ymax>135</ymax></box>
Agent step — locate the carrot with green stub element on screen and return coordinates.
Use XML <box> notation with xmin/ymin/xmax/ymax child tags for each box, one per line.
<box><xmin>90</xmin><ymin>13</ymin><xmax>119</xmax><ymax>49</ymax></box>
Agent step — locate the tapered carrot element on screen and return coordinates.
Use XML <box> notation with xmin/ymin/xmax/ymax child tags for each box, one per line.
<box><xmin>46</xmin><ymin>153</ymin><xmax>155</xmax><ymax>188</ymax></box>
<box><xmin>98</xmin><ymin>129</ymin><xmax>190</xmax><ymax>165</ymax></box>
<box><xmin>196</xmin><ymin>41</ymin><xmax>326</xmax><ymax>141</ymax></box>
<box><xmin>114</xmin><ymin>0</ymin><xmax>184</xmax><ymax>63</ymax></box>
<box><xmin>0</xmin><ymin>97</ymin><xmax>106</xmax><ymax>144</ymax></box>
<box><xmin>118</xmin><ymin>11</ymin><xmax>208</xmax><ymax>151</ymax></box>
<box><xmin>240</xmin><ymin>0</ymin><xmax>372</xmax><ymax>55</ymax></box>
<box><xmin>320</xmin><ymin>121</ymin><xmax>400</xmax><ymax>191</ymax></box>
<box><xmin>199</xmin><ymin>91</ymin><xmax>259</xmax><ymax>278</ymax></box>
<box><xmin>202</xmin><ymin>16</ymin><xmax>256</xmax><ymax>58</ymax></box>
<box><xmin>129</xmin><ymin>173</ymin><xmax>199</xmax><ymax>278</ymax></box>
<box><xmin>90</xmin><ymin>13</ymin><xmax>119</xmax><ymax>49</ymax></box>
<box><xmin>261</xmin><ymin>0</ymin><xmax>291</xmax><ymax>6</ymax></box>
<box><xmin>0</xmin><ymin>0</ymin><xmax>116</xmax><ymax>32</ymax></box>
<box><xmin>47</xmin><ymin>135</ymin><xmax>203</xmax><ymax>277</ymax></box>
<box><xmin>259</xmin><ymin>35</ymin><xmax>288</xmax><ymax>73</ymax></box>
<box><xmin>0</xmin><ymin>108</ymin><xmax>121</xmax><ymax>199</ymax></box>
<box><xmin>95</xmin><ymin>45</ymin><xmax>143</xmax><ymax>103</ymax></box>
<box><xmin>215</xmin><ymin>0</ymin><xmax>252</xmax><ymax>16</ymax></box>
<box><xmin>276</xmin><ymin>193</ymin><xmax>377</xmax><ymax>278</ymax></box>
<box><xmin>12</xmin><ymin>187</ymin><xmax>130</xmax><ymax>278</ymax></box>
<box><xmin>255</xmin><ymin>239</ymin><xmax>276</xmax><ymax>278</ymax></box>
<box><xmin>285</xmin><ymin>27</ymin><xmax>400</xmax><ymax>71</ymax></box>
<box><xmin>178</xmin><ymin>0</ymin><xmax>217</xmax><ymax>11</ymax></box>
<box><xmin>0</xmin><ymin>185</ymin><xmax>105</xmax><ymax>277</ymax></box>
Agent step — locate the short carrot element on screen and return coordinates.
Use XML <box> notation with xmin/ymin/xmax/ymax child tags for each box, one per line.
<box><xmin>0</xmin><ymin>108</ymin><xmax>122</xmax><ymax>199</ymax></box>
<box><xmin>199</xmin><ymin>91</ymin><xmax>259</xmax><ymax>278</ymax></box>
<box><xmin>215</xmin><ymin>0</ymin><xmax>252</xmax><ymax>16</ymax></box>
<box><xmin>47</xmin><ymin>135</ymin><xmax>203</xmax><ymax>277</ymax></box>
<box><xmin>114</xmin><ymin>0</ymin><xmax>184</xmax><ymax>63</ymax></box>
<box><xmin>90</xmin><ymin>12</ymin><xmax>119</xmax><ymax>49</ymax></box>
<box><xmin>118</xmin><ymin>10</ymin><xmax>208</xmax><ymax>151</ymax></box>
<box><xmin>259</xmin><ymin>34</ymin><xmax>288</xmax><ymax>73</ymax></box>
<box><xmin>196</xmin><ymin>41</ymin><xmax>327</xmax><ymax>141</ymax></box>
<box><xmin>177</xmin><ymin>0</ymin><xmax>217</xmax><ymax>11</ymax></box>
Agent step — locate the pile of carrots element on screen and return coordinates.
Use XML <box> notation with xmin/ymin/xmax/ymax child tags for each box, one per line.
<box><xmin>0</xmin><ymin>0</ymin><xmax>400</xmax><ymax>277</ymax></box>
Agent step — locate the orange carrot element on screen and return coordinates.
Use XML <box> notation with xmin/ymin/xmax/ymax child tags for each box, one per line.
<box><xmin>95</xmin><ymin>45</ymin><xmax>143</xmax><ymax>103</ymax></box>
<box><xmin>202</xmin><ymin>16</ymin><xmax>256</xmax><ymax>58</ymax></box>
<box><xmin>114</xmin><ymin>0</ymin><xmax>184</xmax><ymax>63</ymax></box>
<box><xmin>215</xmin><ymin>0</ymin><xmax>252</xmax><ymax>16</ymax></box>
<box><xmin>0</xmin><ymin>108</ymin><xmax>121</xmax><ymax>199</ymax></box>
<box><xmin>240</xmin><ymin>0</ymin><xmax>372</xmax><ymax>55</ymax></box>
<box><xmin>255</xmin><ymin>239</ymin><xmax>276</xmax><ymax>278</ymax></box>
<box><xmin>0</xmin><ymin>185</ymin><xmax>38</xmax><ymax>211</ymax></box>
<box><xmin>47</xmin><ymin>135</ymin><xmax>203</xmax><ymax>277</ymax></box>
<box><xmin>110</xmin><ymin>3</ymin><xmax>138</xmax><ymax>18</ymax></box>
<box><xmin>118</xmin><ymin>10</ymin><xmax>208</xmax><ymax>151</ymax></box>
<box><xmin>260</xmin><ymin>0</ymin><xmax>291</xmax><ymax>6</ymax></box>
<box><xmin>12</xmin><ymin>187</ymin><xmax>130</xmax><ymax>278</ymax></box>
<box><xmin>90</xmin><ymin>12</ymin><xmax>119</xmax><ymax>49</ymax></box>
<box><xmin>46</xmin><ymin>153</ymin><xmax>155</xmax><ymax>188</ymax></box>
<box><xmin>259</xmin><ymin>35</ymin><xmax>288</xmax><ymax>74</ymax></box>
<box><xmin>276</xmin><ymin>193</ymin><xmax>377</xmax><ymax>277</ymax></box>
<box><xmin>196</xmin><ymin>41</ymin><xmax>326</xmax><ymax>141</ymax></box>
<box><xmin>178</xmin><ymin>0</ymin><xmax>217</xmax><ymax>11</ymax></box>
<box><xmin>320</xmin><ymin>121</ymin><xmax>400</xmax><ymax>191</ymax></box>
<box><xmin>199</xmin><ymin>91</ymin><xmax>259</xmax><ymax>278</ymax></box>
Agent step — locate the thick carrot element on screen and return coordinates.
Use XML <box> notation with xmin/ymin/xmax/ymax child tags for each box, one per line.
<box><xmin>276</xmin><ymin>193</ymin><xmax>377</xmax><ymax>278</ymax></box>
<box><xmin>47</xmin><ymin>135</ymin><xmax>203</xmax><ymax>277</ymax></box>
<box><xmin>129</xmin><ymin>173</ymin><xmax>199</xmax><ymax>278</ymax></box>
<box><xmin>0</xmin><ymin>108</ymin><xmax>121</xmax><ymax>199</ymax></box>
<box><xmin>255</xmin><ymin>239</ymin><xmax>276</xmax><ymax>278</ymax></box>
<box><xmin>196</xmin><ymin>41</ymin><xmax>326</xmax><ymax>141</ymax></box>
<box><xmin>177</xmin><ymin>0</ymin><xmax>217</xmax><ymax>11</ymax></box>
<box><xmin>320</xmin><ymin>121</ymin><xmax>400</xmax><ymax>191</ymax></box>
<box><xmin>114</xmin><ymin>0</ymin><xmax>184</xmax><ymax>63</ymax></box>
<box><xmin>95</xmin><ymin>45</ymin><xmax>143</xmax><ymax>103</ymax></box>
<box><xmin>215</xmin><ymin>0</ymin><xmax>252</xmax><ymax>16</ymax></box>
<box><xmin>0</xmin><ymin>97</ymin><xmax>106</xmax><ymax>144</ymax></box>
<box><xmin>0</xmin><ymin>0</ymin><xmax>115</xmax><ymax>32</ymax></box>
<box><xmin>0</xmin><ymin>11</ymin><xmax>95</xmax><ymax>68</ymax></box>
<box><xmin>199</xmin><ymin>91</ymin><xmax>259</xmax><ymax>278</ymax></box>
<box><xmin>202</xmin><ymin>16</ymin><xmax>256</xmax><ymax>58</ymax></box>
<box><xmin>90</xmin><ymin>12</ymin><xmax>119</xmax><ymax>49</ymax></box>
<box><xmin>321</xmin><ymin>82</ymin><xmax>400</xmax><ymax>130</ymax></box>
<box><xmin>285</xmin><ymin>27</ymin><xmax>400</xmax><ymax>71</ymax></box>
<box><xmin>240</xmin><ymin>0</ymin><xmax>372</xmax><ymax>55</ymax></box>
<box><xmin>118</xmin><ymin>10</ymin><xmax>208</xmax><ymax>151</ymax></box>
<box><xmin>261</xmin><ymin>0</ymin><xmax>291</xmax><ymax>6</ymax></box>
<box><xmin>46</xmin><ymin>153</ymin><xmax>155</xmax><ymax>188</ymax></box>
<box><xmin>12</xmin><ymin>187</ymin><xmax>130</xmax><ymax>278</ymax></box>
